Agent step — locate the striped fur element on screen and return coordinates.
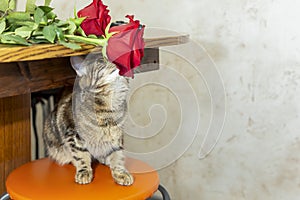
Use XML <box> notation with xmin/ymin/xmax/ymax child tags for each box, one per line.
<box><xmin>43</xmin><ymin>55</ymin><xmax>133</xmax><ymax>185</ymax></box>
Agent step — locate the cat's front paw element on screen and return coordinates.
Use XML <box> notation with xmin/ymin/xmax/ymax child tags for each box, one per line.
<box><xmin>112</xmin><ymin>168</ymin><xmax>134</xmax><ymax>186</ymax></box>
<box><xmin>75</xmin><ymin>169</ymin><xmax>93</xmax><ymax>184</ymax></box>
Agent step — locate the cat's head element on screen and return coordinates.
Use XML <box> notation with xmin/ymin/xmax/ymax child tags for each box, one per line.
<box><xmin>70</xmin><ymin>54</ymin><xmax>128</xmax><ymax>92</ymax></box>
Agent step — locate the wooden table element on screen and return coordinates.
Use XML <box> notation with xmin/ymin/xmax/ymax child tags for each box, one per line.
<box><xmin>0</xmin><ymin>33</ymin><xmax>189</xmax><ymax>194</ymax></box>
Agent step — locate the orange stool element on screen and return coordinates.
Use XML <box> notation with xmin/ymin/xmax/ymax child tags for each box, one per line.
<box><xmin>4</xmin><ymin>157</ymin><xmax>165</xmax><ymax>200</ymax></box>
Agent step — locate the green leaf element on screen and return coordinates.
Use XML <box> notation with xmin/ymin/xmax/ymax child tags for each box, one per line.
<box><xmin>54</xmin><ymin>26</ymin><xmax>64</xmax><ymax>41</ymax></box>
<box><xmin>6</xmin><ymin>12</ymin><xmax>31</xmax><ymax>22</ymax></box>
<box><xmin>9</xmin><ymin>0</ymin><xmax>16</xmax><ymax>10</ymax></box>
<box><xmin>0</xmin><ymin>0</ymin><xmax>16</xmax><ymax>12</ymax></box>
<box><xmin>46</xmin><ymin>11</ymin><xmax>56</xmax><ymax>20</ymax></box>
<box><xmin>34</xmin><ymin>35</ymin><xmax>46</xmax><ymax>39</ymax></box>
<box><xmin>0</xmin><ymin>20</ymin><xmax>6</xmax><ymax>34</ymax></box>
<box><xmin>0</xmin><ymin>0</ymin><xmax>7</xmax><ymax>12</ymax></box>
<box><xmin>33</xmin><ymin>7</ymin><xmax>49</xmax><ymax>25</ymax></box>
<box><xmin>14</xmin><ymin>21</ymin><xmax>38</xmax><ymax>30</ymax></box>
<box><xmin>42</xmin><ymin>25</ymin><xmax>56</xmax><ymax>43</ymax></box>
<box><xmin>44</xmin><ymin>0</ymin><xmax>52</xmax><ymax>6</ymax></box>
<box><xmin>70</xmin><ymin>17</ymin><xmax>85</xmax><ymax>26</ymax></box>
<box><xmin>59</xmin><ymin>41</ymin><xmax>81</xmax><ymax>50</ymax></box>
<box><xmin>0</xmin><ymin>34</ymin><xmax>31</xmax><ymax>45</ymax></box>
<box><xmin>26</xmin><ymin>0</ymin><xmax>37</xmax><ymax>14</ymax></box>
<box><xmin>0</xmin><ymin>38</ymin><xmax>15</xmax><ymax>44</ymax></box>
<box><xmin>38</xmin><ymin>6</ymin><xmax>53</xmax><ymax>14</ymax></box>
<box><xmin>34</xmin><ymin>7</ymin><xmax>45</xmax><ymax>24</ymax></box>
<box><xmin>15</xmin><ymin>26</ymin><xmax>33</xmax><ymax>38</ymax></box>
<box><xmin>76</xmin><ymin>26</ymin><xmax>87</xmax><ymax>37</ymax></box>
<box><xmin>32</xmin><ymin>30</ymin><xmax>43</xmax><ymax>36</ymax></box>
<box><xmin>56</xmin><ymin>20</ymin><xmax>69</xmax><ymax>27</ymax></box>
<box><xmin>33</xmin><ymin>6</ymin><xmax>55</xmax><ymax>24</ymax></box>
<box><xmin>28</xmin><ymin>38</ymin><xmax>49</xmax><ymax>44</ymax></box>
<box><xmin>67</xmin><ymin>21</ymin><xmax>76</xmax><ymax>35</ymax></box>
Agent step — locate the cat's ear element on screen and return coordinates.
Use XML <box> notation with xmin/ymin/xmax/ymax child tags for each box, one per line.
<box><xmin>70</xmin><ymin>56</ymin><xmax>86</xmax><ymax>76</ymax></box>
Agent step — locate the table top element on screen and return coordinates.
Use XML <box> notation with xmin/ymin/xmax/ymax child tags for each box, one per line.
<box><xmin>0</xmin><ymin>33</ymin><xmax>189</xmax><ymax>63</ymax></box>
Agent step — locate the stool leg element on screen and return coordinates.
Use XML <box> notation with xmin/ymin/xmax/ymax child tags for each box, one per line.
<box><xmin>158</xmin><ymin>185</ymin><xmax>171</xmax><ymax>200</ymax></box>
<box><xmin>0</xmin><ymin>193</ymin><xmax>10</xmax><ymax>200</ymax></box>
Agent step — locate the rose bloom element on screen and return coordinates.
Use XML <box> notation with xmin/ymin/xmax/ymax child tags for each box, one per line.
<box><xmin>107</xmin><ymin>15</ymin><xmax>145</xmax><ymax>77</ymax></box>
<box><xmin>77</xmin><ymin>0</ymin><xmax>111</xmax><ymax>36</ymax></box>
<box><xmin>78</xmin><ymin>0</ymin><xmax>145</xmax><ymax>78</ymax></box>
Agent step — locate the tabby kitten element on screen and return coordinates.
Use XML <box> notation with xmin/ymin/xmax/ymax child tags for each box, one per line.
<box><xmin>43</xmin><ymin>54</ymin><xmax>133</xmax><ymax>186</ymax></box>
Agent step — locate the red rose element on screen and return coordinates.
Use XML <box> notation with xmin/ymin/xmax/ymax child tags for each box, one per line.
<box><xmin>77</xmin><ymin>0</ymin><xmax>111</xmax><ymax>36</ymax></box>
<box><xmin>107</xmin><ymin>15</ymin><xmax>145</xmax><ymax>77</ymax></box>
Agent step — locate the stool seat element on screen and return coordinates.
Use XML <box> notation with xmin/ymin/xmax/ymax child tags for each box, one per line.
<box><xmin>6</xmin><ymin>157</ymin><xmax>159</xmax><ymax>200</ymax></box>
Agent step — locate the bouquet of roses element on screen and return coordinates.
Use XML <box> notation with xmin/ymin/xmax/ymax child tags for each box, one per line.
<box><xmin>0</xmin><ymin>0</ymin><xmax>145</xmax><ymax>77</ymax></box>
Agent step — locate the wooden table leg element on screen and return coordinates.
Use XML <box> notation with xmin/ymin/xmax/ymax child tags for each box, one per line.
<box><xmin>0</xmin><ymin>94</ymin><xmax>31</xmax><ymax>194</ymax></box>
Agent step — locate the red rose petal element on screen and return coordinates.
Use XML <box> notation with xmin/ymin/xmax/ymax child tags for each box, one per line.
<box><xmin>107</xmin><ymin>16</ymin><xmax>145</xmax><ymax>78</ymax></box>
<box><xmin>78</xmin><ymin>0</ymin><xmax>111</xmax><ymax>36</ymax></box>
